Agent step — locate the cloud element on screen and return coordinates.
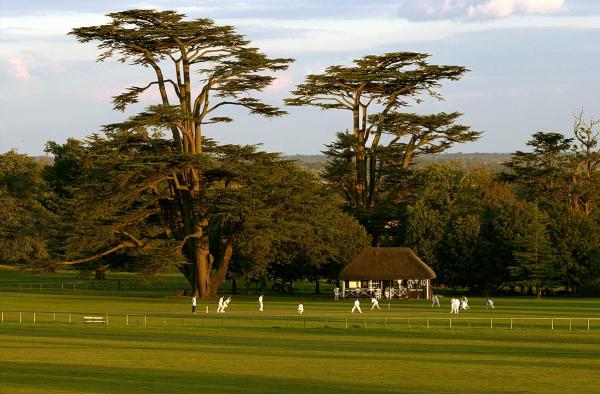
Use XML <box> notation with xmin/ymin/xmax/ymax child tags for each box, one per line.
<box><xmin>7</xmin><ymin>58</ymin><xmax>33</xmax><ymax>80</ymax></box>
<box><xmin>228</xmin><ymin>15</ymin><xmax>600</xmax><ymax>53</ymax></box>
<box><xmin>264</xmin><ymin>73</ymin><xmax>295</xmax><ymax>92</ymax></box>
<box><xmin>468</xmin><ymin>0</ymin><xmax>565</xmax><ymax>18</ymax></box>
<box><xmin>398</xmin><ymin>0</ymin><xmax>566</xmax><ymax>21</ymax></box>
<box><xmin>0</xmin><ymin>12</ymin><xmax>109</xmax><ymax>38</ymax></box>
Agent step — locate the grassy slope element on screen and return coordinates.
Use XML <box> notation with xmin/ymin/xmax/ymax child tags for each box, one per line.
<box><xmin>1</xmin><ymin>292</ymin><xmax>600</xmax><ymax>393</ymax></box>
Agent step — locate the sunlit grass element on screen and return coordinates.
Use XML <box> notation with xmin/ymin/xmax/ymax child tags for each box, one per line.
<box><xmin>1</xmin><ymin>289</ymin><xmax>600</xmax><ymax>393</ymax></box>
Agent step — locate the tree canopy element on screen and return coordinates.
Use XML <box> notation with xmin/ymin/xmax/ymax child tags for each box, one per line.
<box><xmin>66</xmin><ymin>10</ymin><xmax>296</xmax><ymax>297</ymax></box>
<box><xmin>287</xmin><ymin>52</ymin><xmax>477</xmax><ymax>211</ymax></box>
<box><xmin>0</xmin><ymin>151</ymin><xmax>51</xmax><ymax>265</ymax></box>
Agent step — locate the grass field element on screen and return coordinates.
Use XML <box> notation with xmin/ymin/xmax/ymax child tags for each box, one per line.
<box><xmin>0</xmin><ymin>297</ymin><xmax>599</xmax><ymax>393</ymax></box>
<box><xmin>1</xmin><ymin>272</ymin><xmax>600</xmax><ymax>393</ymax></box>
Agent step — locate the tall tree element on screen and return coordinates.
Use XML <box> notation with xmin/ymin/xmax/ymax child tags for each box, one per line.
<box><xmin>503</xmin><ymin>122</ymin><xmax>600</xmax><ymax>293</ymax></box>
<box><xmin>68</xmin><ymin>10</ymin><xmax>293</xmax><ymax>298</ymax></box>
<box><xmin>49</xmin><ymin>131</ymin><xmax>368</xmax><ymax>297</ymax></box>
<box><xmin>384</xmin><ymin>164</ymin><xmax>519</xmax><ymax>291</ymax></box>
<box><xmin>0</xmin><ymin>151</ymin><xmax>51</xmax><ymax>265</ymax></box>
<box><xmin>286</xmin><ymin>52</ymin><xmax>476</xmax><ymax>210</ymax></box>
<box><xmin>571</xmin><ymin>110</ymin><xmax>600</xmax><ymax>214</ymax></box>
<box><xmin>510</xmin><ymin>205</ymin><xmax>558</xmax><ymax>298</ymax></box>
<box><xmin>550</xmin><ymin>209</ymin><xmax>600</xmax><ymax>294</ymax></box>
<box><xmin>502</xmin><ymin>131</ymin><xmax>573</xmax><ymax>208</ymax></box>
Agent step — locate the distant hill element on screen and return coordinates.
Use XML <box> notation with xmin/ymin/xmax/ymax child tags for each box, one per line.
<box><xmin>33</xmin><ymin>156</ymin><xmax>53</xmax><ymax>166</ymax></box>
<box><xmin>35</xmin><ymin>153</ymin><xmax>512</xmax><ymax>173</ymax></box>
<box><xmin>285</xmin><ymin>153</ymin><xmax>513</xmax><ymax>174</ymax></box>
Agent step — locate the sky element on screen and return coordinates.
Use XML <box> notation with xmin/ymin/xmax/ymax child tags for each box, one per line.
<box><xmin>1</xmin><ymin>0</ymin><xmax>600</xmax><ymax>155</ymax></box>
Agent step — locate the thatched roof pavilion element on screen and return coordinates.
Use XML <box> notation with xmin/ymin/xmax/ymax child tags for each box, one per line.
<box><xmin>339</xmin><ymin>247</ymin><xmax>436</xmax><ymax>299</ymax></box>
<box><xmin>341</xmin><ymin>247</ymin><xmax>436</xmax><ymax>280</ymax></box>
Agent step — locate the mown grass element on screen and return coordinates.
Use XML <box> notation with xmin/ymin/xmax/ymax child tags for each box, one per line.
<box><xmin>0</xmin><ymin>323</ymin><xmax>599</xmax><ymax>393</ymax></box>
<box><xmin>1</xmin><ymin>271</ymin><xmax>600</xmax><ymax>392</ymax></box>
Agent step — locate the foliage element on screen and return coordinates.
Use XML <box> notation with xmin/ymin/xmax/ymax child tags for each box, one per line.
<box><xmin>0</xmin><ymin>151</ymin><xmax>51</xmax><ymax>265</ymax></box>
<box><xmin>502</xmin><ymin>119</ymin><xmax>600</xmax><ymax>294</ymax></box>
<box><xmin>68</xmin><ymin>9</ymin><xmax>293</xmax><ymax>297</ymax></box>
<box><xmin>46</xmin><ymin>131</ymin><xmax>369</xmax><ymax>294</ymax></box>
<box><xmin>290</xmin><ymin>52</ymin><xmax>478</xmax><ymax>242</ymax></box>
<box><xmin>288</xmin><ymin>52</ymin><xmax>475</xmax><ymax>206</ymax></box>
<box><xmin>509</xmin><ymin>205</ymin><xmax>559</xmax><ymax>297</ymax></box>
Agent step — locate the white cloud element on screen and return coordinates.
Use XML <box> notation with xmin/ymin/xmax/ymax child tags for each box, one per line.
<box><xmin>398</xmin><ymin>0</ymin><xmax>565</xmax><ymax>20</ymax></box>
<box><xmin>468</xmin><ymin>0</ymin><xmax>565</xmax><ymax>18</ymax></box>
<box><xmin>225</xmin><ymin>15</ymin><xmax>600</xmax><ymax>53</ymax></box>
<box><xmin>263</xmin><ymin>72</ymin><xmax>295</xmax><ymax>92</ymax></box>
<box><xmin>7</xmin><ymin>58</ymin><xmax>33</xmax><ymax>80</ymax></box>
<box><xmin>0</xmin><ymin>12</ymin><xmax>109</xmax><ymax>37</ymax></box>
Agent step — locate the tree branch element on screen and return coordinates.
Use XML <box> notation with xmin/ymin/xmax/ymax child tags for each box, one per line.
<box><xmin>60</xmin><ymin>241</ymin><xmax>137</xmax><ymax>266</ymax></box>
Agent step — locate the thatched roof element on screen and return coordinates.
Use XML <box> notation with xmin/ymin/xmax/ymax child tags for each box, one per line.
<box><xmin>340</xmin><ymin>247</ymin><xmax>436</xmax><ymax>280</ymax></box>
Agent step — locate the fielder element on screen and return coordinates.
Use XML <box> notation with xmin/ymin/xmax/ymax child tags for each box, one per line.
<box><xmin>450</xmin><ymin>298</ymin><xmax>460</xmax><ymax>314</ymax></box>
<box><xmin>370</xmin><ymin>297</ymin><xmax>381</xmax><ymax>311</ymax></box>
<box><xmin>223</xmin><ymin>296</ymin><xmax>231</xmax><ymax>312</ymax></box>
<box><xmin>351</xmin><ymin>298</ymin><xmax>362</xmax><ymax>314</ymax></box>
<box><xmin>431</xmin><ymin>294</ymin><xmax>440</xmax><ymax>308</ymax></box>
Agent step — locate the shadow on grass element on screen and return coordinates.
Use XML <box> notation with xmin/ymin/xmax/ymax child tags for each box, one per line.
<box><xmin>0</xmin><ymin>361</ymin><xmax>376</xmax><ymax>394</ymax></box>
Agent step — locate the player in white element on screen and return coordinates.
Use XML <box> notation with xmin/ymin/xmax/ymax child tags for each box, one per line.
<box><xmin>222</xmin><ymin>296</ymin><xmax>231</xmax><ymax>312</ymax></box>
<box><xmin>370</xmin><ymin>297</ymin><xmax>381</xmax><ymax>311</ymax></box>
<box><xmin>217</xmin><ymin>296</ymin><xmax>224</xmax><ymax>313</ymax></box>
<box><xmin>486</xmin><ymin>298</ymin><xmax>495</xmax><ymax>310</ymax></box>
<box><xmin>297</xmin><ymin>303</ymin><xmax>304</xmax><ymax>314</ymax></box>
<box><xmin>258</xmin><ymin>295</ymin><xmax>264</xmax><ymax>312</ymax></box>
<box><xmin>375</xmin><ymin>288</ymin><xmax>382</xmax><ymax>300</ymax></box>
<box><xmin>351</xmin><ymin>298</ymin><xmax>362</xmax><ymax>314</ymax></box>
<box><xmin>450</xmin><ymin>298</ymin><xmax>460</xmax><ymax>314</ymax></box>
<box><xmin>431</xmin><ymin>294</ymin><xmax>440</xmax><ymax>308</ymax></box>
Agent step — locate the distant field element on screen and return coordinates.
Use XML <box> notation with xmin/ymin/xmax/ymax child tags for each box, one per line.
<box><xmin>1</xmin><ymin>288</ymin><xmax>600</xmax><ymax>393</ymax></box>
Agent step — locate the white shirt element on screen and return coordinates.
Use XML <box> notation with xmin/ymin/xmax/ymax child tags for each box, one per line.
<box><xmin>192</xmin><ymin>297</ymin><xmax>196</xmax><ymax>306</ymax></box>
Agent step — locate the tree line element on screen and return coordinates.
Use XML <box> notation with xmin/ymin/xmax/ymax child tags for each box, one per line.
<box><xmin>0</xmin><ymin>10</ymin><xmax>598</xmax><ymax>297</ymax></box>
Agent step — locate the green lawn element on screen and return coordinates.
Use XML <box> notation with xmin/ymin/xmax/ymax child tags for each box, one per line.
<box><xmin>1</xmin><ymin>287</ymin><xmax>600</xmax><ymax>393</ymax></box>
<box><xmin>1</xmin><ymin>321</ymin><xmax>599</xmax><ymax>393</ymax></box>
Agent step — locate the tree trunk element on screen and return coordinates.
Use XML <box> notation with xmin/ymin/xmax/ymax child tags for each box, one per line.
<box><xmin>367</xmin><ymin>150</ymin><xmax>378</xmax><ymax>208</ymax></box>
<box><xmin>207</xmin><ymin>242</ymin><xmax>233</xmax><ymax>298</ymax></box>
<box><xmin>94</xmin><ymin>270</ymin><xmax>106</xmax><ymax>280</ymax></box>
<box><xmin>195</xmin><ymin>243</ymin><xmax>210</xmax><ymax>298</ymax></box>
<box><xmin>315</xmin><ymin>278</ymin><xmax>320</xmax><ymax>294</ymax></box>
